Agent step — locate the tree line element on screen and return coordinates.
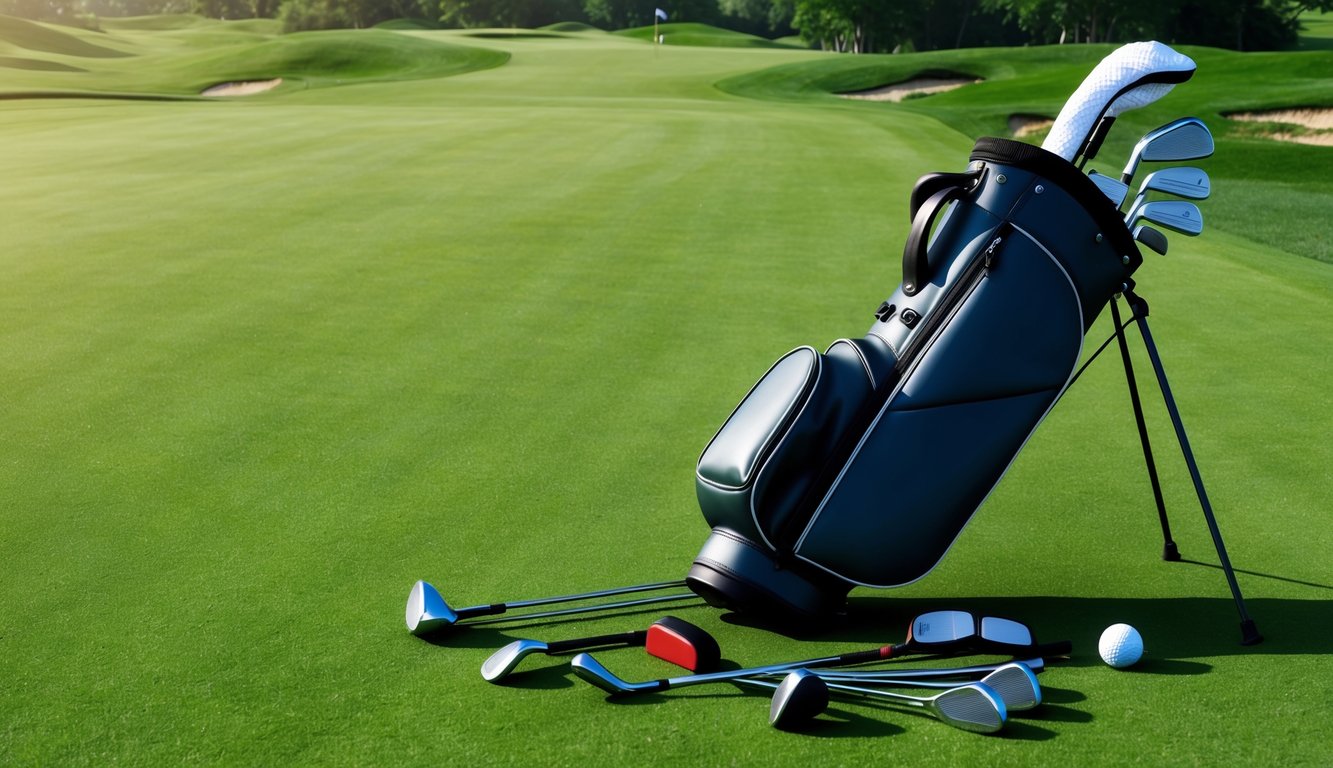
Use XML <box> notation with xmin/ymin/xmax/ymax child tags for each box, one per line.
<box><xmin>3</xmin><ymin>0</ymin><xmax>1328</xmax><ymax>51</ymax></box>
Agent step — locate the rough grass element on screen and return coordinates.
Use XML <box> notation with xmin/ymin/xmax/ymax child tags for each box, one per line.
<box><xmin>0</xmin><ymin>21</ymin><xmax>1329</xmax><ymax>767</ymax></box>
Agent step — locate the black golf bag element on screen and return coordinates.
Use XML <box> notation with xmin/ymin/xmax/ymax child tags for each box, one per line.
<box><xmin>686</xmin><ymin>138</ymin><xmax>1145</xmax><ymax>620</ymax></box>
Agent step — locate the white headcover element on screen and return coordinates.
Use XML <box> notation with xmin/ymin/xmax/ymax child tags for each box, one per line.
<box><xmin>1042</xmin><ymin>42</ymin><xmax>1196</xmax><ymax>161</ymax></box>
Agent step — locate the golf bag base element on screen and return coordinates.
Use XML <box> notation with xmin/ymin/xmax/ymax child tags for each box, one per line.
<box><xmin>686</xmin><ymin>529</ymin><xmax>852</xmax><ymax>621</ymax></box>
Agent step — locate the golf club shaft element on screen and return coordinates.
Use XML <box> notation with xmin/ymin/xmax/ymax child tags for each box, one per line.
<box><xmin>461</xmin><ymin>591</ymin><xmax>699</xmax><ymax>626</ymax></box>
<box><xmin>733</xmin><ymin>675</ymin><xmax>928</xmax><ymax>707</ymax></box>
<box><xmin>784</xmin><ymin>657</ymin><xmax>1045</xmax><ymax>682</ymax></box>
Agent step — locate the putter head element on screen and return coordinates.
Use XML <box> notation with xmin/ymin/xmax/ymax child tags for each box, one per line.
<box><xmin>481</xmin><ymin>639</ymin><xmax>550</xmax><ymax>683</ymax></box>
<box><xmin>769</xmin><ymin>670</ymin><xmax>829</xmax><ymax>730</ymax></box>
<box><xmin>406</xmin><ymin>580</ymin><xmax>458</xmax><ymax>636</ymax></box>
<box><xmin>1137</xmin><ymin>200</ymin><xmax>1203</xmax><ymax>236</ymax></box>
<box><xmin>979</xmin><ymin>662</ymin><xmax>1042</xmax><ymax>711</ymax></box>
<box><xmin>933</xmin><ymin>683</ymin><xmax>1007</xmax><ymax>734</ymax></box>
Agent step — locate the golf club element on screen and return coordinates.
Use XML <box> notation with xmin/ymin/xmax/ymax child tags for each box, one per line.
<box><xmin>784</xmin><ymin>656</ymin><xmax>1046</xmax><ymax>680</ymax></box>
<box><xmin>789</xmin><ymin>661</ymin><xmax>1041</xmax><ymax>712</ymax></box>
<box><xmin>481</xmin><ymin>616</ymin><xmax>720</xmax><ymax>683</ymax></box>
<box><xmin>1131</xmin><ymin>200</ymin><xmax>1204</xmax><ymax>236</ymax></box>
<box><xmin>744</xmin><ymin>671</ymin><xmax>1007</xmax><ymax>733</ymax></box>
<box><xmin>570</xmin><ymin>610</ymin><xmax>1070</xmax><ymax>696</ymax></box>
<box><xmin>1134</xmin><ymin>224</ymin><xmax>1169</xmax><ymax>255</ymax></box>
<box><xmin>764</xmin><ymin>669</ymin><xmax>829</xmax><ymax>730</ymax></box>
<box><xmin>406</xmin><ymin>579</ymin><xmax>698</xmax><ymax>637</ymax></box>
<box><xmin>1120</xmin><ymin>117</ymin><xmax>1214</xmax><ymax>185</ymax></box>
<box><xmin>1124</xmin><ymin>166</ymin><xmax>1211</xmax><ymax>221</ymax></box>
<box><xmin>1088</xmin><ymin>170</ymin><xmax>1130</xmax><ymax>208</ymax></box>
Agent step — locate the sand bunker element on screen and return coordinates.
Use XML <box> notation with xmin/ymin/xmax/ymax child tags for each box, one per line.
<box><xmin>1227</xmin><ymin>108</ymin><xmax>1333</xmax><ymax>146</ymax></box>
<box><xmin>202</xmin><ymin>78</ymin><xmax>282</xmax><ymax>97</ymax></box>
<box><xmin>840</xmin><ymin>77</ymin><xmax>978</xmax><ymax>103</ymax></box>
<box><xmin>1009</xmin><ymin>114</ymin><xmax>1053</xmax><ymax>138</ymax></box>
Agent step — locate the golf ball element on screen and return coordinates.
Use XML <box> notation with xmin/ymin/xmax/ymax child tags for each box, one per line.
<box><xmin>1099</xmin><ymin>623</ymin><xmax>1144</xmax><ymax>668</ymax></box>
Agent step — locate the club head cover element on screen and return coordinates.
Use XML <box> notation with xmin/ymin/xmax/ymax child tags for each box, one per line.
<box><xmin>645</xmin><ymin>616</ymin><xmax>721</xmax><ymax>672</ymax></box>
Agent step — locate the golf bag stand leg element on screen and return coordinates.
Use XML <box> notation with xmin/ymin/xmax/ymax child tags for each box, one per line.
<box><xmin>1121</xmin><ymin>284</ymin><xmax>1263</xmax><ymax>646</ymax></box>
<box><xmin>1109</xmin><ymin>295</ymin><xmax>1180</xmax><ymax>561</ymax></box>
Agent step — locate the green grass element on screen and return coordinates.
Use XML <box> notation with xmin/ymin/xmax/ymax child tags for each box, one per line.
<box><xmin>1297</xmin><ymin>9</ymin><xmax>1333</xmax><ymax>50</ymax></box>
<box><xmin>0</xmin><ymin>17</ymin><xmax>1330</xmax><ymax>767</ymax></box>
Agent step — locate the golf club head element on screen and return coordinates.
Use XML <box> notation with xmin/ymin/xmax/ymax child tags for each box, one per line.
<box><xmin>979</xmin><ymin>662</ymin><xmax>1042</xmax><ymax>711</ymax></box>
<box><xmin>646</xmin><ymin>616</ymin><xmax>721</xmax><ymax>672</ymax></box>
<box><xmin>1136</xmin><ymin>200</ymin><xmax>1204</xmax><ymax>236</ymax></box>
<box><xmin>1134</xmin><ymin>224</ymin><xmax>1169</xmax><ymax>255</ymax></box>
<box><xmin>480</xmin><ymin>639</ymin><xmax>550</xmax><ymax>683</ymax></box>
<box><xmin>1088</xmin><ymin>170</ymin><xmax>1130</xmax><ymax>208</ymax></box>
<box><xmin>1140</xmin><ymin>118</ymin><xmax>1214</xmax><ymax>163</ymax></box>
<box><xmin>769</xmin><ymin>670</ymin><xmax>829</xmax><ymax>730</ymax></box>
<box><xmin>933</xmin><ymin>683</ymin><xmax>1007</xmax><ymax>734</ymax></box>
<box><xmin>1139</xmin><ymin>166</ymin><xmax>1210</xmax><ymax>200</ymax></box>
<box><xmin>1123</xmin><ymin>117</ymin><xmax>1214</xmax><ymax>182</ymax></box>
<box><xmin>570</xmin><ymin>653</ymin><xmax>658</xmax><ymax>695</ymax></box>
<box><xmin>406</xmin><ymin>580</ymin><xmax>458</xmax><ymax>636</ymax></box>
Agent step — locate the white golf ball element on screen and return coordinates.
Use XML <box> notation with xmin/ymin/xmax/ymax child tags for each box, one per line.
<box><xmin>1099</xmin><ymin>623</ymin><xmax>1144</xmax><ymax>668</ymax></box>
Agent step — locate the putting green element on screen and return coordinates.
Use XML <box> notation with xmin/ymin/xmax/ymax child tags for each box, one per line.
<box><xmin>0</xmin><ymin>17</ymin><xmax>1329</xmax><ymax>766</ymax></box>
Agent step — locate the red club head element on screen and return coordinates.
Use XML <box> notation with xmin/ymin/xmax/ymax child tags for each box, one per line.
<box><xmin>645</xmin><ymin>616</ymin><xmax>721</xmax><ymax>672</ymax></box>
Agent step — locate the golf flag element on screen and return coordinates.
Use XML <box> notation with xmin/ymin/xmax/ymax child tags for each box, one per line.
<box><xmin>655</xmin><ymin>8</ymin><xmax>668</xmax><ymax>20</ymax></box>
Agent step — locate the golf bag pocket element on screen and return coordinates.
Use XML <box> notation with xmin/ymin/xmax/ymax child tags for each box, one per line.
<box><xmin>696</xmin><ymin>338</ymin><xmax>893</xmax><ymax>548</ymax></box>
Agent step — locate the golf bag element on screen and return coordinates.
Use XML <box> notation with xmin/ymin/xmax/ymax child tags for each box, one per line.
<box><xmin>686</xmin><ymin>137</ymin><xmax>1145</xmax><ymax>620</ymax></box>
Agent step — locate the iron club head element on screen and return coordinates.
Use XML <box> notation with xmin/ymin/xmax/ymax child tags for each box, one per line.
<box><xmin>480</xmin><ymin>639</ymin><xmax>550</xmax><ymax>682</ymax></box>
<box><xmin>1121</xmin><ymin>117</ymin><xmax>1214</xmax><ymax>184</ymax></box>
<box><xmin>1134</xmin><ymin>200</ymin><xmax>1204</xmax><ymax>236</ymax></box>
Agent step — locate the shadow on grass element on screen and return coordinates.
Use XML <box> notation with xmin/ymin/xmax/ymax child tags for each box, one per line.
<box><xmin>805</xmin><ymin>595</ymin><xmax>1332</xmax><ymax>662</ymax></box>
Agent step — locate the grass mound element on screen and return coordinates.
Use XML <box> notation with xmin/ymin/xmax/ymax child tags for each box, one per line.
<box><xmin>616</xmin><ymin>22</ymin><xmax>800</xmax><ymax>48</ymax></box>
<box><xmin>374</xmin><ymin>18</ymin><xmax>440</xmax><ymax>30</ymax></box>
<box><xmin>0</xmin><ymin>55</ymin><xmax>86</xmax><ymax>71</ymax></box>
<box><xmin>541</xmin><ymin>21</ymin><xmax>603</xmax><ymax>32</ymax></box>
<box><xmin>97</xmin><ymin>13</ymin><xmax>216</xmax><ymax>31</ymax></box>
<box><xmin>0</xmin><ymin>14</ymin><xmax>130</xmax><ymax>58</ymax></box>
<box><xmin>175</xmin><ymin>30</ymin><xmax>509</xmax><ymax>92</ymax></box>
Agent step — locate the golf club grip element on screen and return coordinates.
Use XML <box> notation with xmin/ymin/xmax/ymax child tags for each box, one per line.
<box><xmin>545</xmin><ymin>630</ymin><xmax>647</xmax><ymax>655</ymax></box>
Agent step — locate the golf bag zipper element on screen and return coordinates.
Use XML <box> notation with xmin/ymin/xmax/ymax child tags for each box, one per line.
<box><xmin>894</xmin><ymin>223</ymin><xmax>1008</xmax><ymax>377</ymax></box>
<box><xmin>770</xmin><ymin>223</ymin><xmax>1011</xmax><ymax>556</ymax></box>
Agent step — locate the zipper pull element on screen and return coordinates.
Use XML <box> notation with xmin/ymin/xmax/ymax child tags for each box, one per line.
<box><xmin>982</xmin><ymin>234</ymin><xmax>1003</xmax><ymax>270</ymax></box>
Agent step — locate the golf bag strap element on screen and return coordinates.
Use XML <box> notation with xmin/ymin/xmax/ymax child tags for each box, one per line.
<box><xmin>902</xmin><ymin>183</ymin><xmax>969</xmax><ymax>297</ymax></box>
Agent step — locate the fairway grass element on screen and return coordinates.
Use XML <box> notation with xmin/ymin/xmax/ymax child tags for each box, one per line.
<box><xmin>1</xmin><ymin>17</ymin><xmax>1330</xmax><ymax>767</ymax></box>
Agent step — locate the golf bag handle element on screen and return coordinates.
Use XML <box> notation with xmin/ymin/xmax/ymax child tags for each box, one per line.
<box><xmin>907</xmin><ymin>169</ymin><xmax>983</xmax><ymax>221</ymax></box>
<box><xmin>902</xmin><ymin>180</ymin><xmax>972</xmax><ymax>297</ymax></box>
